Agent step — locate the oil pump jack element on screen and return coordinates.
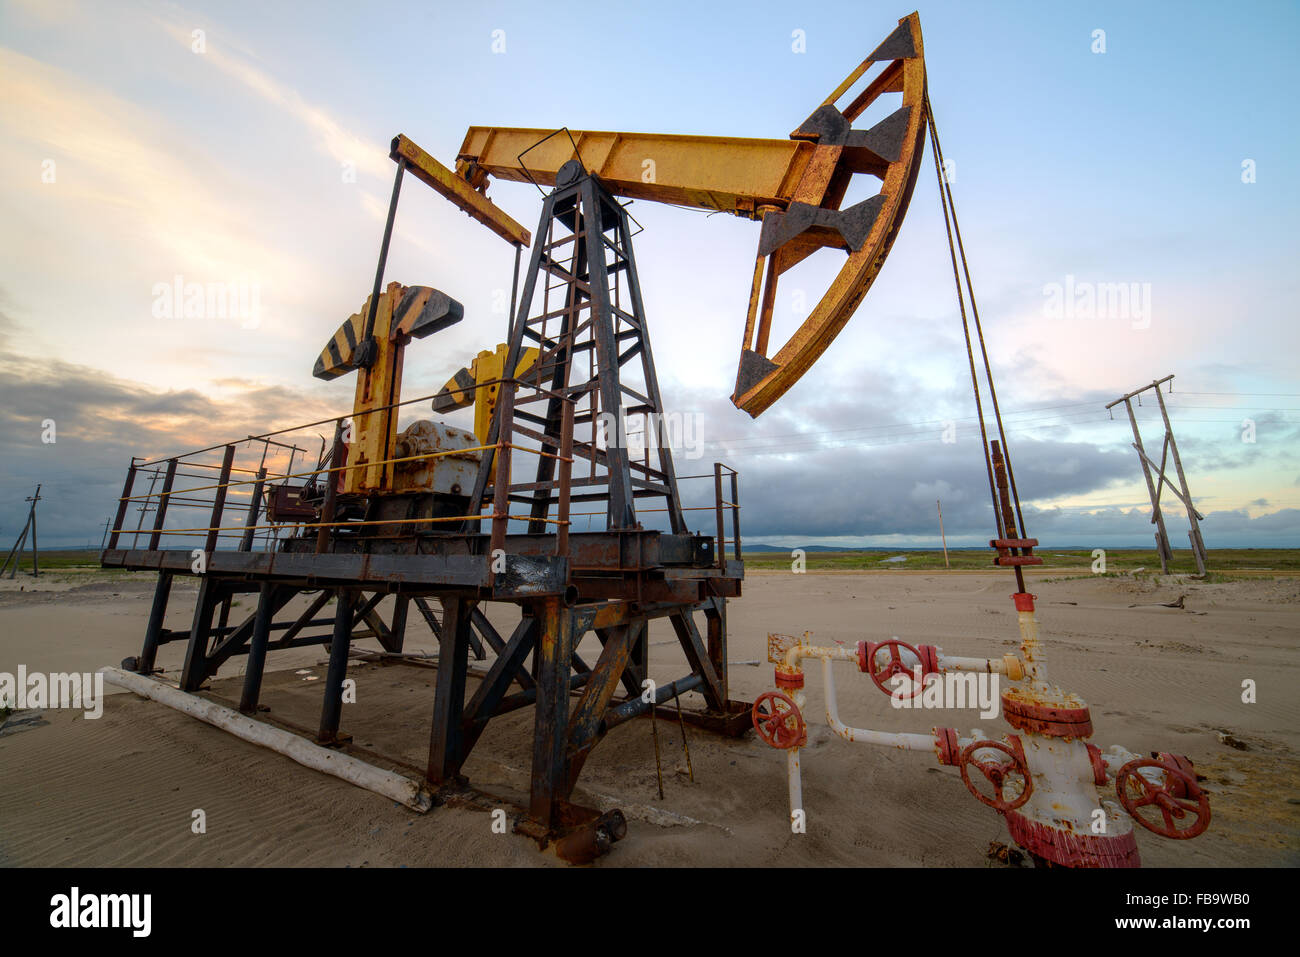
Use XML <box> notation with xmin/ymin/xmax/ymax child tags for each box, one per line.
<box><xmin>104</xmin><ymin>11</ymin><xmax>1208</xmax><ymax>864</ymax></box>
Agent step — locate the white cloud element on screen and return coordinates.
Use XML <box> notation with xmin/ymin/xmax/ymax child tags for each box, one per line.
<box><xmin>156</xmin><ymin>20</ymin><xmax>391</xmax><ymax>183</ymax></box>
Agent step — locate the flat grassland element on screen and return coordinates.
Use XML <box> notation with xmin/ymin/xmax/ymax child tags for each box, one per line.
<box><xmin>742</xmin><ymin>547</ymin><xmax>1300</xmax><ymax>575</ymax></box>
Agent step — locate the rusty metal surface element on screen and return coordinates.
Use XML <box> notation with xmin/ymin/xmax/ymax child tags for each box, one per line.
<box><xmin>392</xmin><ymin>420</ymin><xmax>481</xmax><ymax>496</ymax></box>
<box><xmin>733</xmin><ymin>13</ymin><xmax>928</xmax><ymax>416</ymax></box>
<box><xmin>392</xmin><ymin>133</ymin><xmax>531</xmax><ymax>247</ymax></box>
<box><xmin>456</xmin><ymin>125</ymin><xmax>811</xmax><ymax>217</ymax></box>
<box><xmin>96</xmin><ymin>33</ymin><xmax>758</xmax><ymax>857</ymax></box>
<box><xmin>266</xmin><ymin>484</ymin><xmax>317</xmax><ymax>521</ymax></box>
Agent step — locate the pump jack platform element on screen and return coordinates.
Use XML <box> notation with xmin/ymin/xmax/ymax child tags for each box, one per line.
<box><xmin>100</xmin><ymin>13</ymin><xmax>1209</xmax><ymax>867</ymax></box>
<box><xmin>102</xmin><ymin>164</ymin><xmax>748</xmax><ymax>855</ymax></box>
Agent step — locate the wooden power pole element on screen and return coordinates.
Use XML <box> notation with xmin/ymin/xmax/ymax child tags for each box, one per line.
<box><xmin>937</xmin><ymin>498</ymin><xmax>950</xmax><ymax>569</ymax></box>
<box><xmin>1</xmin><ymin>484</ymin><xmax>42</xmax><ymax>578</ymax></box>
<box><xmin>1106</xmin><ymin>376</ymin><xmax>1207</xmax><ymax>576</ymax></box>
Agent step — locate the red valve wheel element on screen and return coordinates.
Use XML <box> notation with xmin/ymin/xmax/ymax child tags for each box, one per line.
<box><xmin>1116</xmin><ymin>759</ymin><xmax>1210</xmax><ymax>840</ymax></box>
<box><xmin>751</xmin><ymin>691</ymin><xmax>806</xmax><ymax>750</ymax></box>
<box><xmin>959</xmin><ymin>739</ymin><xmax>1033</xmax><ymax>812</ymax></box>
<box><xmin>860</xmin><ymin>639</ymin><xmax>926</xmax><ymax>698</ymax></box>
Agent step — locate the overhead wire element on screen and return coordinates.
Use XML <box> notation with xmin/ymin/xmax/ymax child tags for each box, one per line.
<box><xmin>924</xmin><ymin>90</ymin><xmax>1002</xmax><ymax>539</ymax></box>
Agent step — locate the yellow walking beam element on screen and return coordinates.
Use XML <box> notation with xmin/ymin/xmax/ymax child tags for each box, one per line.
<box><xmin>456</xmin><ymin>128</ymin><xmax>815</xmax><ymax>219</ymax></box>
<box><xmin>446</xmin><ymin>12</ymin><xmax>926</xmax><ymax>418</ymax></box>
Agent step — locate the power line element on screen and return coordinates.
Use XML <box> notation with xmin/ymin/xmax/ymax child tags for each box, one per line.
<box><xmin>1177</xmin><ymin>391</ymin><xmax>1300</xmax><ymax>398</ymax></box>
<box><xmin>704</xmin><ymin>405</ymin><xmax>1291</xmax><ymax>456</ymax></box>
<box><xmin>699</xmin><ymin>397</ymin><xmax>1295</xmax><ymax>452</ymax></box>
<box><xmin>710</xmin><ymin>414</ymin><xmax>1293</xmax><ymax>458</ymax></box>
<box><xmin>2</xmin><ymin>392</ymin><xmax>1294</xmax><ymax>485</ymax></box>
<box><xmin>705</xmin><ymin>405</ymin><xmax>1108</xmax><ymax>449</ymax></box>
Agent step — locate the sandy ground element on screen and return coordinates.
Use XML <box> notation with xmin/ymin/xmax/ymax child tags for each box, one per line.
<box><xmin>1</xmin><ymin>568</ymin><xmax>1297</xmax><ymax>867</ymax></box>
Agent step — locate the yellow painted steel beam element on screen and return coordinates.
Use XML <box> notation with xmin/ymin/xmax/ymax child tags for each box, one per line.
<box><xmin>444</xmin><ymin>11</ymin><xmax>927</xmax><ymax>419</ymax></box>
<box><xmin>433</xmin><ymin>343</ymin><xmax>540</xmax><ymax>443</ymax></box>
<box><xmin>347</xmin><ymin>284</ymin><xmax>400</xmax><ymax>494</ymax></box>
<box><xmin>392</xmin><ymin>134</ymin><xmax>531</xmax><ymax>247</ymax></box>
<box><xmin>314</xmin><ymin>283</ymin><xmax>464</xmax><ymax>495</ymax></box>
<box><xmin>456</xmin><ymin>128</ymin><xmax>814</xmax><ymax>219</ymax></box>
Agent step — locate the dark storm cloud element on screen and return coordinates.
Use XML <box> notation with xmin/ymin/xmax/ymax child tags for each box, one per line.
<box><xmin>675</xmin><ymin>435</ymin><xmax>1134</xmax><ymax>540</ymax></box>
<box><xmin>658</xmin><ymin>368</ymin><xmax>1296</xmax><ymax>546</ymax></box>
<box><xmin>653</xmin><ymin>369</ymin><xmax>1130</xmax><ymax>542</ymax></box>
<box><xmin>2</xmin><ymin>321</ymin><xmax>1293</xmax><ymax>549</ymax></box>
<box><xmin>1029</xmin><ymin>505</ymin><xmax>1300</xmax><ymax>547</ymax></box>
<box><xmin>0</xmin><ymin>343</ymin><xmax>334</xmax><ymax>548</ymax></box>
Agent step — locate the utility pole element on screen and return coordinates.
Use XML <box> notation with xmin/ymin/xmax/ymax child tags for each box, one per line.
<box><xmin>1</xmin><ymin>484</ymin><xmax>42</xmax><ymax>578</ymax></box>
<box><xmin>937</xmin><ymin>498</ymin><xmax>950</xmax><ymax>569</ymax></box>
<box><xmin>131</xmin><ymin>469</ymin><xmax>161</xmax><ymax>549</ymax></box>
<box><xmin>1106</xmin><ymin>376</ymin><xmax>1207</xmax><ymax>576</ymax></box>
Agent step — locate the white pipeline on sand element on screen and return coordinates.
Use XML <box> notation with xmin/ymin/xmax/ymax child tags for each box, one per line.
<box><xmin>99</xmin><ymin>666</ymin><xmax>432</xmax><ymax>813</ymax></box>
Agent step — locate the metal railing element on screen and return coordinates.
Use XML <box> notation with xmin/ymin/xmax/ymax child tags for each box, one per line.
<box><xmin>103</xmin><ymin>379</ymin><xmax>577</xmax><ymax>556</ymax></box>
<box><xmin>713</xmin><ymin>462</ymin><xmax>741</xmax><ymax>569</ymax></box>
<box><xmin>104</xmin><ymin>380</ymin><xmax>737</xmax><ymax>565</ymax></box>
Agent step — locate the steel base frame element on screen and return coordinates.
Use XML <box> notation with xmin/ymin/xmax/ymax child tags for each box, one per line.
<box><xmin>115</xmin><ymin>538</ymin><xmax>747</xmax><ymax>840</ymax></box>
<box><xmin>103</xmin><ymin>160</ymin><xmax>751</xmax><ymax>851</ymax></box>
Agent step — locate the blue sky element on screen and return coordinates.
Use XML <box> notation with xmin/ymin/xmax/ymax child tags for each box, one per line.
<box><xmin>1</xmin><ymin>0</ymin><xmax>1298</xmax><ymax>549</ymax></box>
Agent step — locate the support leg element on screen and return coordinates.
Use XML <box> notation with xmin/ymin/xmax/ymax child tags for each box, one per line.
<box><xmin>426</xmin><ymin>596</ymin><xmax>473</xmax><ymax>784</ymax></box>
<box><xmin>704</xmin><ymin>597</ymin><xmax>728</xmax><ymax>703</ymax></box>
<box><xmin>669</xmin><ymin>606</ymin><xmax>725</xmax><ymax>711</ymax></box>
<box><xmin>239</xmin><ymin>582</ymin><xmax>277</xmax><ymax>714</ymax></box>
<box><xmin>529</xmin><ymin>596</ymin><xmax>574</xmax><ymax>826</ymax></box>
<box><xmin>317</xmin><ymin>589</ymin><xmax>355</xmax><ymax>743</ymax></box>
<box><xmin>387</xmin><ymin>595</ymin><xmax>409</xmax><ymax>654</ymax></box>
<box><xmin>180</xmin><ymin>577</ymin><xmax>221</xmax><ymax>691</ymax></box>
<box><xmin>2</xmin><ymin>519</ymin><xmax>30</xmax><ymax>579</ymax></box>
<box><xmin>136</xmin><ymin>571</ymin><xmax>174</xmax><ymax>674</ymax></box>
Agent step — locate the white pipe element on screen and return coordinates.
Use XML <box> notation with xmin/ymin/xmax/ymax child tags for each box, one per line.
<box><xmin>820</xmin><ymin>658</ymin><xmax>936</xmax><ymax>752</ymax></box>
<box><xmin>1100</xmin><ymin>743</ymin><xmax>1170</xmax><ymax>788</ymax></box>
<box><xmin>787</xmin><ymin>748</ymin><xmax>802</xmax><ymax>830</ymax></box>
<box><xmin>1016</xmin><ymin>609</ymin><xmax>1047</xmax><ymax>683</ymax></box>
<box><xmin>939</xmin><ymin>653</ymin><xmax>1020</xmax><ymax>677</ymax></box>
<box><xmin>786</xmin><ymin>641</ymin><xmax>1022</xmax><ymax>681</ymax></box>
<box><xmin>784</xmin><ymin>644</ymin><xmax>856</xmax><ymax>670</ymax></box>
<box><xmin>100</xmin><ymin>666</ymin><xmax>433</xmax><ymax>812</ymax></box>
<box><xmin>776</xmin><ymin>641</ymin><xmax>1021</xmax><ymax>762</ymax></box>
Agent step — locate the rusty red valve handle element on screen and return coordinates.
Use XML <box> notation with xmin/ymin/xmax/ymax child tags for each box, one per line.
<box><xmin>1152</xmin><ymin>751</ymin><xmax>1196</xmax><ymax>799</ymax></box>
<box><xmin>859</xmin><ymin>639</ymin><xmax>926</xmax><ymax>698</ymax></box>
<box><xmin>959</xmin><ymin>739</ymin><xmax>1033</xmax><ymax>813</ymax></box>
<box><xmin>751</xmin><ymin>691</ymin><xmax>807</xmax><ymax>750</ymax></box>
<box><xmin>1116</xmin><ymin>758</ymin><xmax>1210</xmax><ymax>840</ymax></box>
